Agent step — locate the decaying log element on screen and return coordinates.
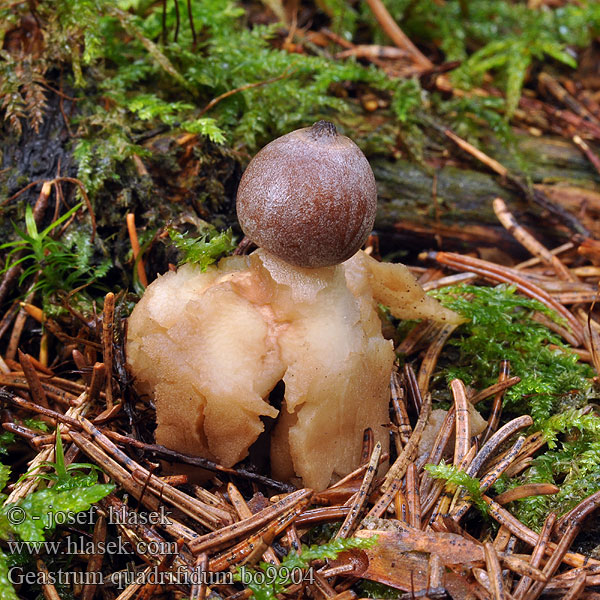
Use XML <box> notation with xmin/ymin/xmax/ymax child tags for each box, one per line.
<box><xmin>372</xmin><ymin>135</ymin><xmax>600</xmax><ymax>255</ymax></box>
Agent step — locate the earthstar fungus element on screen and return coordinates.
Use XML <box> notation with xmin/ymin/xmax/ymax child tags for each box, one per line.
<box><xmin>126</xmin><ymin>121</ymin><xmax>462</xmax><ymax>490</ymax></box>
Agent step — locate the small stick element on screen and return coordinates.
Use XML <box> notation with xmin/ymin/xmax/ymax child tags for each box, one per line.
<box><xmin>0</xmin><ymin>265</ymin><xmax>23</xmax><ymax>309</ymax></box>
<box><xmin>36</xmin><ymin>558</ymin><xmax>62</xmax><ymax>600</ymax></box>
<box><xmin>494</xmin><ymin>483</ymin><xmax>559</xmax><ymax>505</ymax></box>
<box><xmin>515</xmin><ymin>242</ymin><xmax>574</xmax><ymax>270</ymax></box>
<box><xmin>363</xmin><ymin>0</ymin><xmax>432</xmax><ymax>70</ymax></box>
<box><xmin>106</xmin><ymin>430</ymin><xmax>295</xmax><ymax>492</ymax></box>
<box><xmin>406</xmin><ymin>463</ymin><xmax>421</xmax><ymax>529</ymax></box>
<box><xmin>579</xmin><ymin>90</ymin><xmax>600</xmax><ymax>121</ymax></box>
<box><xmin>451</xmin><ymin>437</ymin><xmax>526</xmax><ymax>522</ymax></box>
<box><xmin>494</xmin><ymin>526</ymin><xmax>512</xmax><ymax>553</ymax></box>
<box><xmin>0</xmin><ymin>375</ymin><xmax>77</xmax><ymax>406</ymax></box>
<box><xmin>556</xmin><ymin>489</ymin><xmax>600</xmax><ymax>536</ymax></box>
<box><xmin>501</xmin><ymin>555</ymin><xmax>546</xmax><ymax>583</ymax></box>
<box><xmin>420</xmin><ymin>480</ymin><xmax>445</xmax><ymax>524</ymax></box>
<box><xmin>192</xmin><ymin>485</ymin><xmax>239</xmax><ymax>515</ymax></box>
<box><xmin>477</xmin><ymin>368</ymin><xmax>514</xmax><ymax>447</ymax></box>
<box><xmin>190</xmin><ymin>488</ymin><xmax>313</xmax><ymax>554</ymax></box>
<box><xmin>445</xmin><ymin>128</ymin><xmax>509</xmax><ymax>177</ymax></box>
<box><xmin>87</xmin><ymin>363</ymin><xmax>106</xmax><ymax>406</ymax></box>
<box><xmin>449</xmin><ymin>436</ymin><xmax>525</xmax><ymax>523</ymax></box>
<box><xmin>478</xmin><ymin>437</ymin><xmax>526</xmax><ymax>492</ymax></box>
<box><xmin>390</xmin><ymin>372</ymin><xmax>411</xmax><ymax>446</ymax></box>
<box><xmin>113</xmin><ymin>567</ymin><xmax>152</xmax><ymax>600</ymax></box>
<box><xmin>422</xmin><ymin>272</ymin><xmax>478</xmax><ymax>291</ymax></box>
<box><xmin>320</xmin><ymin>27</ymin><xmax>355</xmax><ymax>49</ymax></box>
<box><xmin>81</xmin><ymin>514</ymin><xmax>107</xmax><ymax>600</ymax></box>
<box><xmin>78</xmin><ymin>417</ymin><xmax>234</xmax><ymax>529</ymax></box>
<box><xmin>484</xmin><ymin>499</ymin><xmax>596</xmax><ymax>570</ymax></box>
<box><xmin>395</xmin><ymin>489</ymin><xmax>410</xmax><ymax>524</ymax></box>
<box><xmin>365</xmin><ymin>478</ymin><xmax>401</xmax><ymax>520</ymax></box>
<box><xmin>487</xmin><ymin>431</ymin><xmax>545</xmax><ymax>473</ymax></box>
<box><xmin>430</xmin><ymin>444</ymin><xmax>476</xmax><ymax>527</ymax></box>
<box><xmin>320</xmin><ymin>453</ymin><xmax>389</xmax><ymax>493</ymax></box>
<box><xmin>404</xmin><ymin>363</ymin><xmax>423</xmax><ymax>413</ymax></box>
<box><xmin>50</xmin><ymin>177</ymin><xmax>96</xmax><ymax>241</ymax></box>
<box><xmin>573</xmin><ymin>134</ymin><xmax>600</xmax><ymax>176</ymax></box>
<box><xmin>493</xmin><ymin>198</ymin><xmax>576</xmax><ymax>282</ymax></box>
<box><xmin>233</xmin><ymin>236</ymin><xmax>253</xmax><ymax>256</ymax></box>
<box><xmin>4</xmin><ymin>422</ymin><xmax>39</xmax><ymax>442</ymax></box>
<box><xmin>523</xmin><ymin>521</ymin><xmax>581</xmax><ymax>600</ymax></box>
<box><xmin>19</xmin><ymin>302</ymin><xmax>44</xmax><ymax>324</ymax></box>
<box><xmin>198</xmin><ymin>70</ymin><xmax>293</xmax><ymax>117</ymax></box>
<box><xmin>39</xmin><ymin>330</ymin><xmax>48</xmax><ymax>368</ymax></box>
<box><xmin>335</xmin><ymin>44</ymin><xmax>409</xmax><ymax>60</ymax></box>
<box><xmin>440</xmin><ymin>118</ymin><xmax>590</xmax><ymax>236</ymax></box>
<box><xmin>484</xmin><ymin>542</ymin><xmax>506</xmax><ymax>600</ymax></box>
<box><xmin>559</xmin><ymin>572</ymin><xmax>587</xmax><ymax>600</ymax></box>
<box><xmin>361</xmin><ymin>428</ymin><xmax>374</xmax><ymax>463</ymax></box>
<box><xmin>18</xmin><ymin>349</ymin><xmax>49</xmax><ymax>408</ymax></box>
<box><xmin>419</xmin><ymin>407</ymin><xmax>456</xmax><ymax>499</ymax></box>
<box><xmin>470</xmin><ymin>370</ymin><xmax>519</xmax><ymax>405</ymax></box>
<box><xmin>312</xmin><ymin>572</ymin><xmax>337</xmax><ymax>598</ymax></box>
<box><xmin>190</xmin><ymin>553</ymin><xmax>208</xmax><ymax>600</ymax></box>
<box><xmin>208</xmin><ymin>498</ymin><xmax>311</xmax><ymax>571</ymax></box>
<box><xmin>396</xmin><ymin>320</ymin><xmax>437</xmax><ymax>355</ymax></box>
<box><xmin>102</xmin><ymin>292</ymin><xmax>115</xmax><ymax>410</ymax></box>
<box><xmin>0</xmin><ymin>390</ymin><xmax>80</xmax><ymax>427</ymax></box>
<box><xmin>337</xmin><ymin>442</ymin><xmax>381</xmax><ymax>539</ymax></box>
<box><xmin>294</xmin><ymin>506</ymin><xmax>350</xmax><ymax>528</ymax></box>
<box><xmin>6</xmin><ymin>288</ymin><xmax>36</xmax><ymax>361</ymax></box>
<box><xmin>0</xmin><ymin>301</ymin><xmax>19</xmax><ymax>341</ymax></box>
<box><xmin>553</xmin><ymin>291</ymin><xmax>600</xmax><ymax>304</ymax></box>
<box><xmin>539</xmin><ymin>72</ymin><xmax>599</xmax><ymax>124</ymax></box>
<box><xmin>126</xmin><ymin>213</ymin><xmax>148</xmax><ymax>287</ymax></box>
<box><xmin>285</xmin><ymin>524</ymin><xmax>302</xmax><ymax>553</ymax></box>
<box><xmin>467</xmin><ymin>415</ymin><xmax>533</xmax><ymax>478</ymax></box>
<box><xmin>132</xmin><ymin>154</ymin><xmax>149</xmax><ymax>177</ymax></box>
<box><xmin>382</xmin><ymin>393</ymin><xmax>431</xmax><ymax>491</ymax></box>
<box><xmin>548</xmin><ymin>344</ymin><xmax>592</xmax><ymax>362</ymax></box>
<box><xmin>427</xmin><ymin>553</ymin><xmax>444</xmax><ymax>591</ymax></box>
<box><xmin>71</xmin><ymin>432</ymin><xmax>201</xmax><ymax>543</ymax></box>
<box><xmin>15</xmin><ymin>335</ymin><xmax>53</xmax><ymax>375</ymax></box>
<box><xmin>417</xmin><ymin>323</ymin><xmax>458</xmax><ymax>395</ymax></box>
<box><xmin>451</xmin><ymin>379</ymin><xmax>470</xmax><ymax>467</ymax></box>
<box><xmin>227</xmin><ymin>483</ymin><xmax>279</xmax><ymax>565</ymax></box>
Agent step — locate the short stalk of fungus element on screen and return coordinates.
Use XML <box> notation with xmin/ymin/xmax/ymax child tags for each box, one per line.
<box><xmin>126</xmin><ymin>121</ymin><xmax>463</xmax><ymax>491</ymax></box>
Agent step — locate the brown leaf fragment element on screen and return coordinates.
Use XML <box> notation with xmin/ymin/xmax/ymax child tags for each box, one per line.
<box><xmin>331</xmin><ymin>526</ymin><xmax>485</xmax><ymax>593</ymax></box>
<box><xmin>356</xmin><ymin>525</ymin><xmax>484</xmax><ymax>565</ymax></box>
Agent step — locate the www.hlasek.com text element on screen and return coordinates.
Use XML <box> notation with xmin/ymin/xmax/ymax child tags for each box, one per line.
<box><xmin>6</xmin><ymin>535</ymin><xmax>179</xmax><ymax>556</ymax></box>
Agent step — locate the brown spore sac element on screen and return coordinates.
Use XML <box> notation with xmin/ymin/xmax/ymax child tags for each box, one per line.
<box><xmin>236</xmin><ymin>121</ymin><xmax>377</xmax><ymax>268</ymax></box>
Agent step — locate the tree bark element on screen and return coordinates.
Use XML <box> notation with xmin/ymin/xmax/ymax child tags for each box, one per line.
<box><xmin>371</xmin><ymin>135</ymin><xmax>600</xmax><ymax>257</ymax></box>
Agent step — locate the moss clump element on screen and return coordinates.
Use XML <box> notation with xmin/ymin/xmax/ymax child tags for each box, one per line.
<box><xmin>429</xmin><ymin>283</ymin><xmax>599</xmax><ymax>529</ymax></box>
<box><xmin>432</xmin><ymin>283</ymin><xmax>593</xmax><ymax>424</ymax></box>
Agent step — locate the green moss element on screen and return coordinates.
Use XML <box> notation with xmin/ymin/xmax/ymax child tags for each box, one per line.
<box><xmin>426</xmin><ymin>284</ymin><xmax>599</xmax><ymax>529</ymax></box>
<box><xmin>431</xmin><ymin>284</ymin><xmax>593</xmax><ymax>424</ymax></box>
<box><xmin>357</xmin><ymin>580</ymin><xmax>401</xmax><ymax>599</ymax></box>
<box><xmin>168</xmin><ymin>226</ymin><xmax>236</xmax><ymax>270</ymax></box>
<box><xmin>361</xmin><ymin>0</ymin><xmax>600</xmax><ymax>118</ymax></box>
<box><xmin>425</xmin><ymin>461</ymin><xmax>488</xmax><ymax>516</ymax></box>
<box><xmin>0</xmin><ymin>419</ymin><xmax>114</xmax><ymax>600</ymax></box>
